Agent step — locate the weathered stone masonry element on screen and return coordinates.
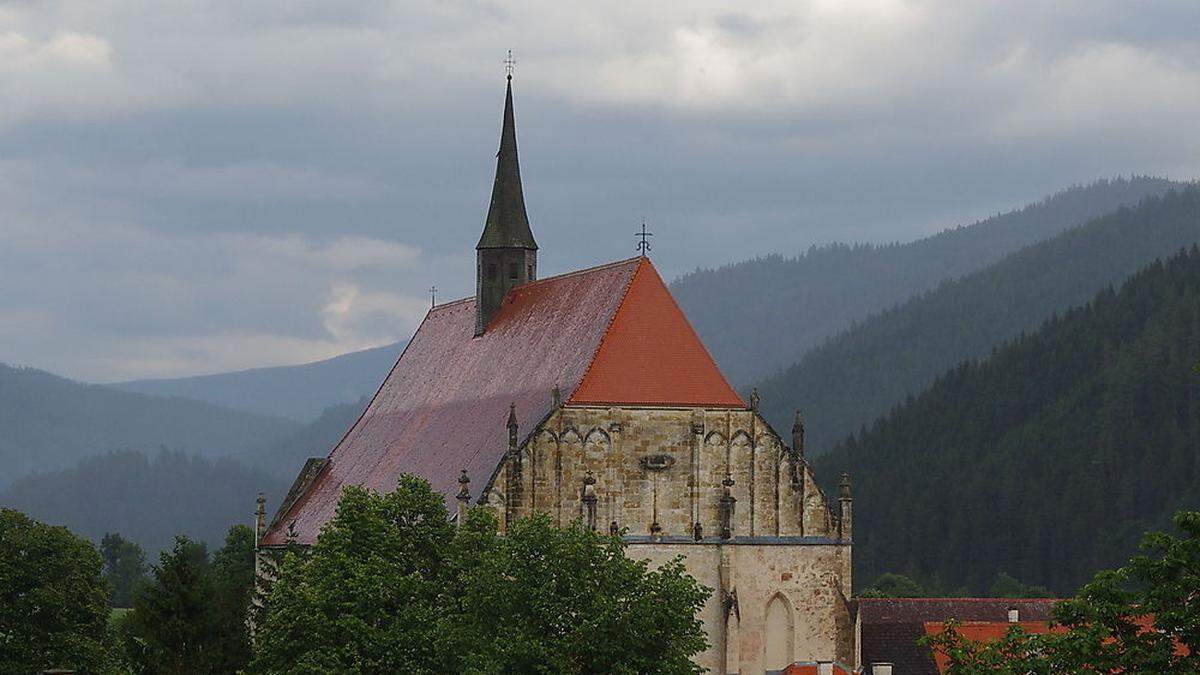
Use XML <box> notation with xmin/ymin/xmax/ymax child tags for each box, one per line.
<box><xmin>479</xmin><ymin>404</ymin><xmax>855</xmax><ymax>674</ymax></box>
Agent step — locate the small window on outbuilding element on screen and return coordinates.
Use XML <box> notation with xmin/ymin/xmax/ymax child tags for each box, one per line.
<box><xmin>508</xmin><ymin>263</ymin><xmax>519</xmax><ymax>280</ymax></box>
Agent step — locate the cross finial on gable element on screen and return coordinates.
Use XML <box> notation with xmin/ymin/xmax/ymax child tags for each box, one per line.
<box><xmin>636</xmin><ymin>220</ymin><xmax>653</xmax><ymax>255</ymax></box>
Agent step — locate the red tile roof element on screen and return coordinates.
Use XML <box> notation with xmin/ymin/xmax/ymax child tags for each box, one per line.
<box><xmin>924</xmin><ymin>615</ymin><xmax>1188</xmax><ymax>672</ymax></box>
<box><xmin>924</xmin><ymin>621</ymin><xmax>1064</xmax><ymax>673</ymax></box>
<box><xmin>262</xmin><ymin>256</ymin><xmax>745</xmax><ymax>545</ymax></box>
<box><xmin>858</xmin><ymin>598</ymin><xmax>1059</xmax><ymax>675</ymax></box>
<box><xmin>570</xmin><ymin>259</ymin><xmax>744</xmax><ymax>408</ymax></box>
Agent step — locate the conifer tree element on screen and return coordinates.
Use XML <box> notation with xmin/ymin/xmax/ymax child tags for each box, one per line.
<box><xmin>100</xmin><ymin>532</ymin><xmax>146</xmax><ymax>608</ymax></box>
<box><xmin>123</xmin><ymin>536</ymin><xmax>218</xmax><ymax>674</ymax></box>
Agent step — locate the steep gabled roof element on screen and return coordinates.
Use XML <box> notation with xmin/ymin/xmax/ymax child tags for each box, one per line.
<box><xmin>262</xmin><ymin>256</ymin><xmax>743</xmax><ymax>545</ymax></box>
<box><xmin>571</xmin><ymin>260</ymin><xmax>744</xmax><ymax>407</ymax></box>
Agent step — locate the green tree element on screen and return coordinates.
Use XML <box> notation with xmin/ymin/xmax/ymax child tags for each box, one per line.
<box><xmin>211</xmin><ymin>524</ymin><xmax>256</xmax><ymax>673</ymax></box>
<box><xmin>925</xmin><ymin>511</ymin><xmax>1200</xmax><ymax>673</ymax></box>
<box><xmin>100</xmin><ymin>532</ymin><xmax>146</xmax><ymax>608</ymax></box>
<box><xmin>251</xmin><ymin>475</ymin><xmax>710</xmax><ymax>674</ymax></box>
<box><xmin>860</xmin><ymin>573</ymin><xmax>927</xmax><ymax>598</ymax></box>
<box><xmin>988</xmin><ymin>572</ymin><xmax>1051</xmax><ymax>599</ymax></box>
<box><xmin>445</xmin><ymin>510</ymin><xmax>710</xmax><ymax>674</ymax></box>
<box><xmin>0</xmin><ymin>509</ymin><xmax>113</xmax><ymax>673</ymax></box>
<box><xmin>859</xmin><ymin>572</ymin><xmax>969</xmax><ymax>598</ymax></box>
<box><xmin>123</xmin><ymin>536</ymin><xmax>218</xmax><ymax>674</ymax></box>
<box><xmin>250</xmin><ymin>476</ymin><xmax>452</xmax><ymax>673</ymax></box>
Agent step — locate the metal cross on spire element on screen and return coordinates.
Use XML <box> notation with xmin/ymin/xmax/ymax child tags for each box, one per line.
<box><xmin>636</xmin><ymin>221</ymin><xmax>653</xmax><ymax>255</ymax></box>
<box><xmin>504</xmin><ymin>49</ymin><xmax>515</xmax><ymax>80</ymax></box>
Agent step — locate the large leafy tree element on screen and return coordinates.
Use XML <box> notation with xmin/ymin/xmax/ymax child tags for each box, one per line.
<box><xmin>0</xmin><ymin>509</ymin><xmax>113</xmax><ymax>673</ymax></box>
<box><xmin>251</xmin><ymin>475</ymin><xmax>710</xmax><ymax>674</ymax></box>
<box><xmin>445</xmin><ymin>509</ymin><xmax>710</xmax><ymax>674</ymax></box>
<box><xmin>100</xmin><ymin>532</ymin><xmax>147</xmax><ymax>608</ymax></box>
<box><xmin>925</xmin><ymin>510</ymin><xmax>1200</xmax><ymax>673</ymax></box>
<box><xmin>250</xmin><ymin>476</ymin><xmax>458</xmax><ymax>673</ymax></box>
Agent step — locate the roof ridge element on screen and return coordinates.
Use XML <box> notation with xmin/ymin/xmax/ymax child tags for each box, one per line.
<box><xmin>519</xmin><ymin>256</ymin><xmax>642</xmax><ymax>289</ymax></box>
<box><xmin>434</xmin><ymin>257</ymin><xmax>643</xmax><ymax>309</ymax></box>
<box><xmin>431</xmin><ymin>296</ymin><xmax>473</xmax><ymax>310</ymax></box>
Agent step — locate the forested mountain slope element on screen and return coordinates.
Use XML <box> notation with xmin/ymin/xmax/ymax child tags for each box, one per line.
<box><xmin>672</xmin><ymin>177</ymin><xmax>1178</xmax><ymax>384</ymax></box>
<box><xmin>813</xmin><ymin>247</ymin><xmax>1200</xmax><ymax>594</ymax></box>
<box><xmin>0</xmin><ymin>364</ymin><xmax>299</xmax><ymax>488</ymax></box>
<box><xmin>112</xmin><ymin>340</ymin><xmax>405</xmax><ymax>421</ymax></box>
<box><xmin>240</xmin><ymin>396</ymin><xmax>369</xmax><ymax>481</ymax></box>
<box><xmin>0</xmin><ymin>450</ymin><xmax>287</xmax><ymax>555</ymax></box>
<box><xmin>757</xmin><ymin>187</ymin><xmax>1200</xmax><ymax>454</ymax></box>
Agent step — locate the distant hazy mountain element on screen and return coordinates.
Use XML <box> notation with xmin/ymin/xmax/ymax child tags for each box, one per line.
<box><xmin>0</xmin><ymin>450</ymin><xmax>287</xmax><ymax>556</ymax></box>
<box><xmin>755</xmin><ymin>186</ymin><xmax>1200</xmax><ymax>456</ymax></box>
<box><xmin>814</xmin><ymin>247</ymin><xmax>1200</xmax><ymax>594</ymax></box>
<box><xmin>240</xmin><ymin>396</ymin><xmax>369</xmax><ymax>482</ymax></box>
<box><xmin>0</xmin><ymin>363</ymin><xmax>299</xmax><ymax>489</ymax></box>
<box><xmin>0</xmin><ymin>394</ymin><xmax>369</xmax><ymax>556</ymax></box>
<box><xmin>672</xmin><ymin>176</ymin><xmax>1180</xmax><ymax>385</ymax></box>
<box><xmin>112</xmin><ymin>341</ymin><xmax>406</xmax><ymax>421</ymax></box>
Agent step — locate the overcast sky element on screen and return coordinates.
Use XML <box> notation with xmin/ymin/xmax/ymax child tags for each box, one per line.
<box><xmin>2</xmin><ymin>1</ymin><xmax>1199</xmax><ymax>382</ymax></box>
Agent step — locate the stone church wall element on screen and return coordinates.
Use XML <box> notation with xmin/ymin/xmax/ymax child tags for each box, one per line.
<box><xmin>478</xmin><ymin>404</ymin><xmax>855</xmax><ymax>673</ymax></box>
<box><xmin>486</xmin><ymin>405</ymin><xmax>841</xmax><ymax>541</ymax></box>
<box><xmin>631</xmin><ymin>541</ymin><xmax>853</xmax><ymax>674</ymax></box>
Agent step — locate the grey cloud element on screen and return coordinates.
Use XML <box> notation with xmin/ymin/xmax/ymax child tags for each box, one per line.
<box><xmin>1</xmin><ymin>0</ymin><xmax>1198</xmax><ymax>380</ymax></box>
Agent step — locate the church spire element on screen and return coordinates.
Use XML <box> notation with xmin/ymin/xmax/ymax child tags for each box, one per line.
<box><xmin>476</xmin><ymin>62</ymin><xmax>538</xmax><ymax>335</ymax></box>
<box><xmin>477</xmin><ymin>73</ymin><xmax>536</xmax><ymax>251</ymax></box>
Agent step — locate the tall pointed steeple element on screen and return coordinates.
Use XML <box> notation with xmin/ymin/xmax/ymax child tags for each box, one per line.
<box><xmin>476</xmin><ymin>66</ymin><xmax>538</xmax><ymax>335</ymax></box>
<box><xmin>478</xmin><ymin>76</ymin><xmax>537</xmax><ymax>250</ymax></box>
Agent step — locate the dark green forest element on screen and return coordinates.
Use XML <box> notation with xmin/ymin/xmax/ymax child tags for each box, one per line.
<box><xmin>673</xmin><ymin>177</ymin><xmax>1179</xmax><ymax>385</ymax></box>
<box><xmin>0</xmin><ymin>363</ymin><xmax>299</xmax><ymax>487</ymax></box>
<box><xmin>814</xmin><ymin>247</ymin><xmax>1200</xmax><ymax>594</ymax></box>
<box><xmin>0</xmin><ymin>451</ymin><xmax>287</xmax><ymax>555</ymax></box>
<box><xmin>757</xmin><ymin>186</ymin><xmax>1200</xmax><ymax>454</ymax></box>
<box><xmin>0</xmin><ymin>397</ymin><xmax>363</xmax><ymax>555</ymax></box>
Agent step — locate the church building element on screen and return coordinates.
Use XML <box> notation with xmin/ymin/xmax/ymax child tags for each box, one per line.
<box><xmin>260</xmin><ymin>72</ymin><xmax>857</xmax><ymax>674</ymax></box>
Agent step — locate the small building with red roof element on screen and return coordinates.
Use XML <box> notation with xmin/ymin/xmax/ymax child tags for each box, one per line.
<box><xmin>260</xmin><ymin>72</ymin><xmax>855</xmax><ymax>674</ymax></box>
<box><xmin>857</xmin><ymin>598</ymin><xmax>1060</xmax><ymax>674</ymax></box>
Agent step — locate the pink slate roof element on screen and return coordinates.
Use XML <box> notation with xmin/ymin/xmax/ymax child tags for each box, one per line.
<box><xmin>262</xmin><ymin>256</ymin><xmax>745</xmax><ymax>546</ymax></box>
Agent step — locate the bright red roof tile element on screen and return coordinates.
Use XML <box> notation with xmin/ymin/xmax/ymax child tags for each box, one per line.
<box><xmin>924</xmin><ymin>621</ymin><xmax>1065</xmax><ymax>674</ymax></box>
<box><xmin>570</xmin><ymin>258</ymin><xmax>744</xmax><ymax>408</ymax></box>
